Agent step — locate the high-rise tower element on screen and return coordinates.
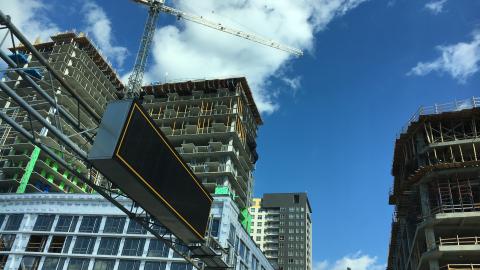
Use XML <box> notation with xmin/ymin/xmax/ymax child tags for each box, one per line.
<box><xmin>250</xmin><ymin>193</ymin><xmax>313</xmax><ymax>270</ymax></box>
<box><xmin>142</xmin><ymin>78</ymin><xmax>261</xmax><ymax>209</ymax></box>
<box><xmin>387</xmin><ymin>98</ymin><xmax>480</xmax><ymax>270</ymax></box>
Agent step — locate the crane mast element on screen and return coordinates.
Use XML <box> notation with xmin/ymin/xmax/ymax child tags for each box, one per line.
<box><xmin>126</xmin><ymin>0</ymin><xmax>162</xmax><ymax>97</ymax></box>
<box><xmin>127</xmin><ymin>0</ymin><xmax>303</xmax><ymax>97</ymax></box>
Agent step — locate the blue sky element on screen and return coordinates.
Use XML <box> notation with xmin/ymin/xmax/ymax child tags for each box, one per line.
<box><xmin>1</xmin><ymin>0</ymin><xmax>480</xmax><ymax>268</ymax></box>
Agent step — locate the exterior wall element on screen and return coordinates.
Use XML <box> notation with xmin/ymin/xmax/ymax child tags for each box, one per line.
<box><xmin>141</xmin><ymin>79</ymin><xmax>261</xmax><ymax>209</ymax></box>
<box><xmin>387</xmin><ymin>104</ymin><xmax>480</xmax><ymax>270</ymax></box>
<box><xmin>0</xmin><ymin>32</ymin><xmax>122</xmax><ymax>194</ymax></box>
<box><xmin>250</xmin><ymin>194</ymin><xmax>312</xmax><ymax>270</ymax></box>
<box><xmin>0</xmin><ymin>193</ymin><xmax>274</xmax><ymax>270</ymax></box>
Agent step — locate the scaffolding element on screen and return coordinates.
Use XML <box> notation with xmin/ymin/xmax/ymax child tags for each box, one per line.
<box><xmin>388</xmin><ymin>98</ymin><xmax>480</xmax><ymax>270</ymax></box>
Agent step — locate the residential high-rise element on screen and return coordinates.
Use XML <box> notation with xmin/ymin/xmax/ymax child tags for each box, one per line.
<box><xmin>0</xmin><ymin>32</ymin><xmax>123</xmax><ymax>194</ymax></box>
<box><xmin>142</xmin><ymin>78</ymin><xmax>261</xmax><ymax>210</ymax></box>
<box><xmin>387</xmin><ymin>97</ymin><xmax>480</xmax><ymax>270</ymax></box>
<box><xmin>250</xmin><ymin>193</ymin><xmax>312</xmax><ymax>270</ymax></box>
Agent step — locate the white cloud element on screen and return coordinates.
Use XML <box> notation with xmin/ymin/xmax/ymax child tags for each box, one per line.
<box><xmin>82</xmin><ymin>1</ymin><xmax>128</xmax><ymax>67</ymax></box>
<box><xmin>408</xmin><ymin>30</ymin><xmax>480</xmax><ymax>83</ymax></box>
<box><xmin>315</xmin><ymin>252</ymin><xmax>385</xmax><ymax>270</ymax></box>
<box><xmin>425</xmin><ymin>0</ymin><xmax>448</xmax><ymax>14</ymax></box>
<box><xmin>146</xmin><ymin>0</ymin><xmax>368</xmax><ymax>113</ymax></box>
<box><xmin>0</xmin><ymin>0</ymin><xmax>59</xmax><ymax>48</ymax></box>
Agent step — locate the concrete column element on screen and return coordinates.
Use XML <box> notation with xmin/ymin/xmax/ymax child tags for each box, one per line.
<box><xmin>424</xmin><ymin>226</ymin><xmax>436</xmax><ymax>251</ymax></box>
<box><xmin>419</xmin><ymin>184</ymin><xmax>431</xmax><ymax>218</ymax></box>
<box><xmin>428</xmin><ymin>259</ymin><xmax>440</xmax><ymax>270</ymax></box>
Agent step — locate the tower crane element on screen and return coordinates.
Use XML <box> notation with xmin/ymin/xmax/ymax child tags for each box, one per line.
<box><xmin>126</xmin><ymin>0</ymin><xmax>303</xmax><ymax>97</ymax></box>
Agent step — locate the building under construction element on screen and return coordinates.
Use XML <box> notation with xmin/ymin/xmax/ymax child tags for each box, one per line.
<box><xmin>0</xmin><ymin>31</ymin><xmax>267</xmax><ymax>270</ymax></box>
<box><xmin>387</xmin><ymin>97</ymin><xmax>480</xmax><ymax>270</ymax></box>
<box><xmin>142</xmin><ymin>78</ymin><xmax>261</xmax><ymax>210</ymax></box>
<box><xmin>0</xmin><ymin>32</ymin><xmax>123</xmax><ymax>194</ymax></box>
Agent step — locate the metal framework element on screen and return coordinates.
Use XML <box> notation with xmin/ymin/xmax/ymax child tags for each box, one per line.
<box><xmin>126</xmin><ymin>0</ymin><xmax>303</xmax><ymax>97</ymax></box>
<box><xmin>0</xmin><ymin>10</ymin><xmax>228</xmax><ymax>270</ymax></box>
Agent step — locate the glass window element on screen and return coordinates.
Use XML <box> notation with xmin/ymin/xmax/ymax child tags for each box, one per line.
<box><xmin>97</xmin><ymin>237</ymin><xmax>120</xmax><ymax>255</ymax></box>
<box><xmin>173</xmin><ymin>244</ymin><xmax>190</xmax><ymax>258</ymax></box>
<box><xmin>228</xmin><ymin>224</ymin><xmax>235</xmax><ymax>244</ymax></box>
<box><xmin>93</xmin><ymin>259</ymin><xmax>115</xmax><ymax>270</ymax></box>
<box><xmin>0</xmin><ymin>215</ymin><xmax>5</xmax><ymax>229</ymax></box>
<box><xmin>126</xmin><ymin>220</ymin><xmax>146</xmax><ymax>234</ymax></box>
<box><xmin>0</xmin><ymin>234</ymin><xmax>16</xmax><ymax>251</ymax></box>
<box><xmin>78</xmin><ymin>216</ymin><xmax>101</xmax><ymax>233</ymax></box>
<box><xmin>151</xmin><ymin>221</ymin><xmax>168</xmax><ymax>235</ymax></box>
<box><xmin>147</xmin><ymin>239</ymin><xmax>169</xmax><ymax>257</ymax></box>
<box><xmin>55</xmin><ymin>216</ymin><xmax>78</xmax><ymax>232</ymax></box>
<box><xmin>144</xmin><ymin>262</ymin><xmax>166</xmax><ymax>270</ymax></box>
<box><xmin>122</xmin><ymin>238</ymin><xmax>145</xmax><ymax>256</ymax></box>
<box><xmin>18</xmin><ymin>256</ymin><xmax>40</xmax><ymax>270</ymax></box>
<box><xmin>103</xmin><ymin>217</ymin><xmax>125</xmax><ymax>234</ymax></box>
<box><xmin>67</xmin><ymin>258</ymin><xmax>90</xmax><ymax>270</ymax></box>
<box><xmin>255</xmin><ymin>236</ymin><xmax>261</xmax><ymax>241</ymax></box>
<box><xmin>72</xmin><ymin>236</ymin><xmax>96</xmax><ymax>254</ymax></box>
<box><xmin>42</xmin><ymin>257</ymin><xmax>66</xmax><ymax>270</ymax></box>
<box><xmin>4</xmin><ymin>214</ymin><xmax>23</xmax><ymax>231</ymax></box>
<box><xmin>170</xmin><ymin>263</ymin><xmax>192</xmax><ymax>270</ymax></box>
<box><xmin>33</xmin><ymin>215</ymin><xmax>55</xmax><ymax>231</ymax></box>
<box><xmin>118</xmin><ymin>260</ymin><xmax>140</xmax><ymax>270</ymax></box>
<box><xmin>210</xmin><ymin>218</ymin><xmax>220</xmax><ymax>237</ymax></box>
<box><xmin>62</xmin><ymin>236</ymin><xmax>73</xmax><ymax>253</ymax></box>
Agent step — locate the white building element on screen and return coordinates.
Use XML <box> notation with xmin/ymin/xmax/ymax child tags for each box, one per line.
<box><xmin>0</xmin><ymin>193</ymin><xmax>273</xmax><ymax>270</ymax></box>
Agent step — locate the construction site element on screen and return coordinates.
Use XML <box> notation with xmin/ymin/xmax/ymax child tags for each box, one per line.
<box><xmin>387</xmin><ymin>98</ymin><xmax>480</xmax><ymax>270</ymax></box>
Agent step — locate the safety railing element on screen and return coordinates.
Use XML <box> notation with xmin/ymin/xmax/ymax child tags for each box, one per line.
<box><xmin>397</xmin><ymin>97</ymin><xmax>479</xmax><ymax>138</ymax></box>
<box><xmin>441</xmin><ymin>264</ymin><xmax>480</xmax><ymax>270</ymax></box>
<box><xmin>430</xmin><ymin>203</ymin><xmax>480</xmax><ymax>215</ymax></box>
<box><xmin>438</xmin><ymin>236</ymin><xmax>480</xmax><ymax>246</ymax></box>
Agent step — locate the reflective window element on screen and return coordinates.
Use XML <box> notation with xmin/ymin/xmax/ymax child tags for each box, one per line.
<box><xmin>18</xmin><ymin>256</ymin><xmax>40</xmax><ymax>270</ymax></box>
<box><xmin>0</xmin><ymin>234</ymin><xmax>16</xmax><ymax>251</ymax></box>
<box><xmin>55</xmin><ymin>216</ymin><xmax>78</xmax><ymax>232</ymax></box>
<box><xmin>173</xmin><ymin>244</ymin><xmax>189</xmax><ymax>258</ymax></box>
<box><xmin>144</xmin><ymin>262</ymin><xmax>167</xmax><ymax>270</ymax></box>
<box><xmin>93</xmin><ymin>259</ymin><xmax>115</xmax><ymax>270</ymax></box>
<box><xmin>33</xmin><ymin>215</ymin><xmax>55</xmax><ymax>231</ymax></box>
<box><xmin>122</xmin><ymin>238</ymin><xmax>145</xmax><ymax>256</ymax></box>
<box><xmin>118</xmin><ymin>260</ymin><xmax>140</xmax><ymax>270</ymax></box>
<box><xmin>97</xmin><ymin>237</ymin><xmax>120</xmax><ymax>255</ymax></box>
<box><xmin>151</xmin><ymin>221</ymin><xmax>168</xmax><ymax>235</ymax></box>
<box><xmin>4</xmin><ymin>214</ymin><xmax>23</xmax><ymax>231</ymax></box>
<box><xmin>0</xmin><ymin>215</ymin><xmax>5</xmax><ymax>229</ymax></box>
<box><xmin>72</xmin><ymin>236</ymin><xmax>96</xmax><ymax>254</ymax></box>
<box><xmin>103</xmin><ymin>217</ymin><xmax>125</xmax><ymax>234</ymax></box>
<box><xmin>210</xmin><ymin>218</ymin><xmax>220</xmax><ymax>237</ymax></box>
<box><xmin>67</xmin><ymin>258</ymin><xmax>90</xmax><ymax>270</ymax></box>
<box><xmin>147</xmin><ymin>239</ymin><xmax>169</xmax><ymax>257</ymax></box>
<box><xmin>170</xmin><ymin>263</ymin><xmax>192</xmax><ymax>270</ymax></box>
<box><xmin>42</xmin><ymin>257</ymin><xmax>66</xmax><ymax>270</ymax></box>
<box><xmin>79</xmin><ymin>216</ymin><xmax>101</xmax><ymax>233</ymax></box>
<box><xmin>126</xmin><ymin>220</ymin><xmax>146</xmax><ymax>234</ymax></box>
